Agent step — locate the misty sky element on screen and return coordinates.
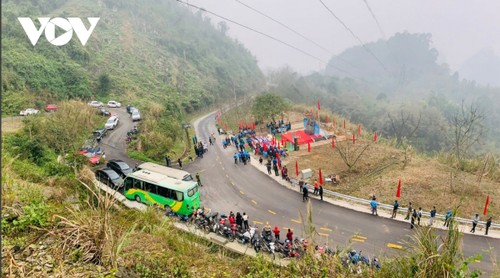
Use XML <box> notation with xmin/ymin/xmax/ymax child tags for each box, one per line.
<box><xmin>185</xmin><ymin>0</ymin><xmax>500</xmax><ymax>74</ymax></box>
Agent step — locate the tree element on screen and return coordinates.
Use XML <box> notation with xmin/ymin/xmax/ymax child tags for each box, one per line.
<box><xmin>335</xmin><ymin>137</ymin><xmax>371</xmax><ymax>170</ymax></box>
<box><xmin>252</xmin><ymin>93</ymin><xmax>288</xmax><ymax>124</ymax></box>
<box><xmin>97</xmin><ymin>73</ymin><xmax>111</xmax><ymax>96</ymax></box>
<box><xmin>449</xmin><ymin>101</ymin><xmax>485</xmax><ymax>164</ymax></box>
<box><xmin>384</xmin><ymin>107</ymin><xmax>421</xmax><ymax>147</ymax></box>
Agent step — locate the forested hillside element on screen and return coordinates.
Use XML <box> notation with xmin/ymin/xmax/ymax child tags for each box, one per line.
<box><xmin>1</xmin><ymin>0</ymin><xmax>264</xmax><ymax>114</ymax></box>
<box><xmin>268</xmin><ymin>32</ymin><xmax>500</xmax><ymax>158</ymax></box>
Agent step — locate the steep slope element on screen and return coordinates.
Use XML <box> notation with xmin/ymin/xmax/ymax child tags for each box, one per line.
<box><xmin>1</xmin><ymin>0</ymin><xmax>264</xmax><ymax>114</ymax></box>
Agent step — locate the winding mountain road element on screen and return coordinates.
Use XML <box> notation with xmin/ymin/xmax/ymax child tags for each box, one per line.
<box><xmin>100</xmin><ymin>108</ymin><xmax>498</xmax><ymax>274</ymax></box>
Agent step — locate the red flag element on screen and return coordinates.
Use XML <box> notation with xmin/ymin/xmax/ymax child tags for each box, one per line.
<box><xmin>295</xmin><ymin>161</ymin><xmax>299</xmax><ymax>176</ymax></box>
<box><xmin>224</xmin><ymin>123</ymin><xmax>227</xmax><ymax>130</ymax></box>
<box><xmin>396</xmin><ymin>179</ymin><xmax>402</xmax><ymax>198</ymax></box>
<box><xmin>343</xmin><ymin>119</ymin><xmax>346</xmax><ymax>129</ymax></box>
<box><xmin>325</xmin><ymin>115</ymin><xmax>328</xmax><ymax>124</ymax></box>
<box><xmin>278</xmin><ymin>142</ymin><xmax>281</xmax><ymax>149</ymax></box>
<box><xmin>374</xmin><ymin>132</ymin><xmax>378</xmax><ymax>142</ymax></box>
<box><xmin>484</xmin><ymin>195</ymin><xmax>490</xmax><ymax>215</ymax></box>
<box><xmin>238</xmin><ymin>121</ymin><xmax>242</xmax><ymax>129</ymax></box>
<box><xmin>331</xmin><ymin>137</ymin><xmax>335</xmax><ymax>148</ymax></box>
<box><xmin>358</xmin><ymin>124</ymin><xmax>361</xmax><ymax>136</ymax></box>
<box><xmin>352</xmin><ymin>134</ymin><xmax>356</xmax><ymax>144</ymax></box>
<box><xmin>278</xmin><ymin>158</ymin><xmax>281</xmax><ymax>168</ymax></box>
<box><xmin>319</xmin><ymin>168</ymin><xmax>323</xmax><ymax>184</ymax></box>
<box><xmin>317</xmin><ymin>100</ymin><xmax>321</xmax><ymax>110</ymax></box>
<box><xmin>308</xmin><ymin>142</ymin><xmax>311</xmax><ymax>152</ymax></box>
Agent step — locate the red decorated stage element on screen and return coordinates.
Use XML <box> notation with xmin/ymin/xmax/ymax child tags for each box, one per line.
<box><xmin>281</xmin><ymin>130</ymin><xmax>324</xmax><ymax>145</ymax></box>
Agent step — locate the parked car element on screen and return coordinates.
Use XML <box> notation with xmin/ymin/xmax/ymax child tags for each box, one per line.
<box><xmin>19</xmin><ymin>108</ymin><xmax>39</xmax><ymax>116</ymax></box>
<box><xmin>95</xmin><ymin>168</ymin><xmax>124</xmax><ymax>189</ymax></box>
<box><xmin>88</xmin><ymin>101</ymin><xmax>103</xmax><ymax>107</ymax></box>
<box><xmin>126</xmin><ymin>105</ymin><xmax>137</xmax><ymax>114</ymax></box>
<box><xmin>131</xmin><ymin>110</ymin><xmax>141</xmax><ymax>121</ymax></box>
<box><xmin>104</xmin><ymin>116</ymin><xmax>119</xmax><ymax>130</ymax></box>
<box><xmin>107</xmin><ymin>159</ymin><xmax>133</xmax><ymax>178</ymax></box>
<box><xmin>97</xmin><ymin>108</ymin><xmax>111</xmax><ymax>116</ymax></box>
<box><xmin>44</xmin><ymin>104</ymin><xmax>58</xmax><ymax>112</ymax></box>
<box><xmin>93</xmin><ymin>128</ymin><xmax>107</xmax><ymax>142</ymax></box>
<box><xmin>107</xmin><ymin>101</ymin><xmax>121</xmax><ymax>108</ymax></box>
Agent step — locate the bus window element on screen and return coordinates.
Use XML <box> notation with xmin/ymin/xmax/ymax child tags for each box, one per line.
<box><xmin>124</xmin><ymin>178</ymin><xmax>133</xmax><ymax>190</ymax></box>
<box><xmin>157</xmin><ymin>186</ymin><xmax>171</xmax><ymax>199</ymax></box>
<box><xmin>182</xmin><ymin>174</ymin><xmax>193</xmax><ymax>181</ymax></box>
<box><xmin>145</xmin><ymin>182</ymin><xmax>158</xmax><ymax>194</ymax></box>
<box><xmin>188</xmin><ymin>187</ymin><xmax>194</xmax><ymax>197</ymax></box>
<box><xmin>175</xmin><ymin>191</ymin><xmax>184</xmax><ymax>201</ymax></box>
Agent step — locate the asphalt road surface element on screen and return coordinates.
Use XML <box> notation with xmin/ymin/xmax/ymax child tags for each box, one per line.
<box><xmin>100</xmin><ymin>108</ymin><xmax>498</xmax><ymax>274</ymax></box>
<box><xmin>185</xmin><ymin>112</ymin><xmax>499</xmax><ymax>274</ymax></box>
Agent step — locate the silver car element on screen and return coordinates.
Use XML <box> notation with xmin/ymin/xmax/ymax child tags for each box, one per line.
<box><xmin>104</xmin><ymin>116</ymin><xmax>119</xmax><ymax>129</ymax></box>
<box><xmin>20</xmin><ymin>108</ymin><xmax>39</xmax><ymax>116</ymax></box>
<box><xmin>131</xmin><ymin>110</ymin><xmax>141</xmax><ymax>121</ymax></box>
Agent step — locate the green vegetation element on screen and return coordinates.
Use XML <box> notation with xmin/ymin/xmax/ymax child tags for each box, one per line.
<box><xmin>252</xmin><ymin>93</ymin><xmax>290</xmax><ymax>124</ymax></box>
<box><xmin>2</xmin><ymin>0</ymin><xmax>264</xmax><ymax>160</ymax></box>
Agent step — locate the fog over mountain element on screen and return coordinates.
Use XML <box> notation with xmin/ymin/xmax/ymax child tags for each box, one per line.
<box><xmin>459</xmin><ymin>49</ymin><xmax>500</xmax><ymax>87</ymax></box>
<box><xmin>187</xmin><ymin>0</ymin><xmax>500</xmax><ymax>76</ymax></box>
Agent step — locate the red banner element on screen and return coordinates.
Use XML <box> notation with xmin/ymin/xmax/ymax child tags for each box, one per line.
<box><xmin>308</xmin><ymin>142</ymin><xmax>311</xmax><ymax>152</ymax></box>
<box><xmin>484</xmin><ymin>195</ymin><xmax>490</xmax><ymax>215</ymax></box>
<box><xmin>319</xmin><ymin>168</ymin><xmax>323</xmax><ymax>184</ymax></box>
<box><xmin>295</xmin><ymin>161</ymin><xmax>299</xmax><ymax>176</ymax></box>
<box><xmin>343</xmin><ymin>119</ymin><xmax>346</xmax><ymax>129</ymax></box>
<box><xmin>317</xmin><ymin>100</ymin><xmax>321</xmax><ymax>110</ymax></box>
<box><xmin>331</xmin><ymin>137</ymin><xmax>335</xmax><ymax>148</ymax></box>
<box><xmin>358</xmin><ymin>124</ymin><xmax>361</xmax><ymax>136</ymax></box>
<box><xmin>325</xmin><ymin>115</ymin><xmax>328</xmax><ymax>124</ymax></box>
<box><xmin>374</xmin><ymin>132</ymin><xmax>378</xmax><ymax>142</ymax></box>
<box><xmin>352</xmin><ymin>134</ymin><xmax>356</xmax><ymax>144</ymax></box>
<box><xmin>396</xmin><ymin>179</ymin><xmax>401</xmax><ymax>198</ymax></box>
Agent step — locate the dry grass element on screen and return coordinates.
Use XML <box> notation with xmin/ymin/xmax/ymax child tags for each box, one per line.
<box><xmin>281</xmin><ymin>125</ymin><xmax>499</xmax><ymax>219</ymax></box>
<box><xmin>1</xmin><ymin>117</ymin><xmax>23</xmax><ymax>134</ymax></box>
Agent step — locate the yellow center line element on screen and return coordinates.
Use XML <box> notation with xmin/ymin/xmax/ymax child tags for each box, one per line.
<box><xmin>352</xmin><ymin>238</ymin><xmax>365</xmax><ymax>243</ymax></box>
<box><xmin>268</xmin><ymin>210</ymin><xmax>276</xmax><ymax>215</ymax></box>
<box><xmin>291</xmin><ymin>219</ymin><xmax>302</xmax><ymax>224</ymax></box>
<box><xmin>318</xmin><ymin>233</ymin><xmax>329</xmax><ymax>237</ymax></box>
<box><xmin>353</xmin><ymin>235</ymin><xmax>367</xmax><ymax>240</ymax></box>
<box><xmin>387</xmin><ymin>243</ymin><xmax>403</xmax><ymax>249</ymax></box>
<box><xmin>253</xmin><ymin>221</ymin><xmax>263</xmax><ymax>225</ymax></box>
<box><xmin>239</xmin><ymin>191</ymin><xmax>245</xmax><ymax>195</ymax></box>
<box><xmin>251</xmin><ymin>200</ymin><xmax>257</xmax><ymax>205</ymax></box>
<box><xmin>320</xmin><ymin>227</ymin><xmax>332</xmax><ymax>232</ymax></box>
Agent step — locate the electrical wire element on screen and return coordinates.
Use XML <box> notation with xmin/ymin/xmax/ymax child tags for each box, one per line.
<box><xmin>234</xmin><ymin>0</ymin><xmax>361</xmax><ymax>71</ymax></box>
<box><xmin>362</xmin><ymin>0</ymin><xmax>386</xmax><ymax>39</ymax></box>
<box><xmin>318</xmin><ymin>0</ymin><xmax>387</xmax><ymax>71</ymax></box>
<box><xmin>176</xmin><ymin>0</ymin><xmax>354</xmax><ymax>76</ymax></box>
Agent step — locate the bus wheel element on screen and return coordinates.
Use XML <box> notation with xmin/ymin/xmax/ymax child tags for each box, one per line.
<box><xmin>135</xmin><ymin>195</ymin><xmax>141</xmax><ymax>203</ymax></box>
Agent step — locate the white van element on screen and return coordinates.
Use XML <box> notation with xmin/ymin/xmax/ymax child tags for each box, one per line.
<box><xmin>137</xmin><ymin>162</ymin><xmax>193</xmax><ymax>181</ymax></box>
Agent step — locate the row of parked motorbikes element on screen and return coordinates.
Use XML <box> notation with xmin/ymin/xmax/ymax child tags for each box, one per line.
<box><xmin>174</xmin><ymin>209</ymin><xmax>381</xmax><ymax>271</ymax></box>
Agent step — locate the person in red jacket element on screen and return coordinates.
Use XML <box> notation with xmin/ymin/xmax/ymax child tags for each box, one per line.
<box><xmin>286</xmin><ymin>228</ymin><xmax>293</xmax><ymax>241</ymax></box>
<box><xmin>273</xmin><ymin>226</ymin><xmax>280</xmax><ymax>241</ymax></box>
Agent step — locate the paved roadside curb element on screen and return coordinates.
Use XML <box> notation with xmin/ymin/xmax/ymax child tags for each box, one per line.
<box><xmin>247</xmin><ymin>155</ymin><xmax>500</xmax><ymax>239</ymax></box>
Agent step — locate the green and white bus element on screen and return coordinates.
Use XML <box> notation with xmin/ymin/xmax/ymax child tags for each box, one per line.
<box><xmin>123</xmin><ymin>170</ymin><xmax>200</xmax><ymax>215</ymax></box>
